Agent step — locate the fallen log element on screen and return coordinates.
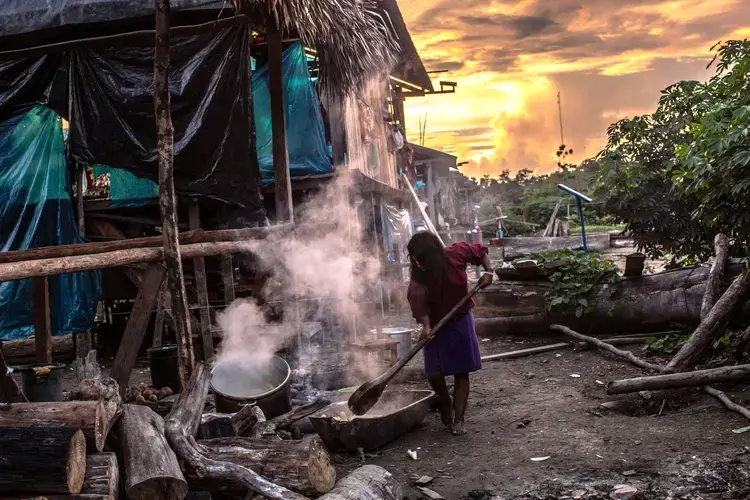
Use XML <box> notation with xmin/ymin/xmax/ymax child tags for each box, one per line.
<box><xmin>704</xmin><ymin>386</ymin><xmax>750</xmax><ymax>421</ymax></box>
<box><xmin>316</xmin><ymin>465</ymin><xmax>401</xmax><ymax>500</ymax></box>
<box><xmin>164</xmin><ymin>362</ymin><xmax>308</xmax><ymax>500</ymax></box>
<box><xmin>194</xmin><ymin>435</ymin><xmax>336</xmax><ymax>497</ymax></box>
<box><xmin>665</xmin><ymin>268</ymin><xmax>750</xmax><ymax>373</ymax></box>
<box><xmin>500</xmin><ymin>233</ymin><xmax>611</xmax><ymax>261</ymax></box>
<box><xmin>0</xmin><ymin>428</ymin><xmax>86</xmax><ymax>494</ymax></box>
<box><xmin>1</xmin><ymin>335</ymin><xmax>74</xmax><ymax>363</ymax></box>
<box><xmin>550</xmin><ymin>325</ymin><xmax>663</xmax><ymax>372</ymax></box>
<box><xmin>115</xmin><ymin>404</ymin><xmax>187</xmax><ymax>500</ymax></box>
<box><xmin>475</xmin><ymin>264</ymin><xmax>750</xmax><ymax>336</ymax></box>
<box><xmin>607</xmin><ymin>364</ymin><xmax>750</xmax><ymax>394</ymax></box>
<box><xmin>0</xmin><ymin>401</ymin><xmax>108</xmax><ymax>452</ymax></box>
<box><xmin>702</xmin><ymin>234</ymin><xmax>730</xmax><ymax>320</ymax></box>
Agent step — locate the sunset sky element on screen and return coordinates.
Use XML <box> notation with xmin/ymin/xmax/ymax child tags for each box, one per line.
<box><xmin>398</xmin><ymin>0</ymin><xmax>750</xmax><ymax>178</ymax></box>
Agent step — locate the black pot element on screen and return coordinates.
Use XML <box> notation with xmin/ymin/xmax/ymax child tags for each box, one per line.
<box><xmin>210</xmin><ymin>355</ymin><xmax>291</xmax><ymax>418</ymax></box>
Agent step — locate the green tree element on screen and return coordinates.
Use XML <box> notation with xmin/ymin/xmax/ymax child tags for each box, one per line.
<box><xmin>673</xmin><ymin>40</ymin><xmax>750</xmax><ymax>247</ymax></box>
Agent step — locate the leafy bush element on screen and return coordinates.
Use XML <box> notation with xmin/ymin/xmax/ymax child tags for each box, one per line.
<box><xmin>519</xmin><ymin>250</ymin><xmax>620</xmax><ymax>317</ymax></box>
<box><xmin>643</xmin><ymin>333</ymin><xmax>691</xmax><ymax>355</ymax></box>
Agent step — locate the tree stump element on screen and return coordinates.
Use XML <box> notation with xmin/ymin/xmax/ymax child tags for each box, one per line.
<box><xmin>0</xmin><ymin>401</ymin><xmax>108</xmax><ymax>452</ymax></box>
<box><xmin>115</xmin><ymin>404</ymin><xmax>187</xmax><ymax>500</ymax></box>
<box><xmin>317</xmin><ymin>465</ymin><xmax>401</xmax><ymax>500</ymax></box>
<box><xmin>0</xmin><ymin>427</ymin><xmax>86</xmax><ymax>494</ymax></box>
<box><xmin>194</xmin><ymin>435</ymin><xmax>335</xmax><ymax>497</ymax></box>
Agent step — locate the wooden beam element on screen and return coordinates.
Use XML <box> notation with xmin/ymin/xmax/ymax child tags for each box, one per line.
<box><xmin>0</xmin><ymin>240</ymin><xmax>274</xmax><ymax>284</ymax></box>
<box><xmin>76</xmin><ymin>164</ymin><xmax>86</xmax><ymax>235</ymax></box>
<box><xmin>267</xmin><ymin>2</ymin><xmax>293</xmax><ymax>223</ymax></box>
<box><xmin>155</xmin><ymin>0</ymin><xmax>194</xmax><ymax>386</ymax></box>
<box><xmin>0</xmin><ymin>226</ymin><xmax>284</xmax><ymax>265</ymax></box>
<box><xmin>221</xmin><ymin>256</ymin><xmax>235</xmax><ymax>305</ymax></box>
<box><xmin>153</xmin><ymin>282</ymin><xmax>166</xmax><ymax>348</ymax></box>
<box><xmin>188</xmin><ymin>202</ymin><xmax>213</xmax><ymax>361</ymax></box>
<box><xmin>33</xmin><ymin>277</ymin><xmax>52</xmax><ymax>363</ymax></box>
<box><xmin>110</xmin><ymin>263</ymin><xmax>167</xmax><ymax>396</ymax></box>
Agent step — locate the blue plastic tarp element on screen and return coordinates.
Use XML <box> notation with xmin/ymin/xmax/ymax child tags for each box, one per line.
<box><xmin>97</xmin><ymin>41</ymin><xmax>331</xmax><ymax>204</ymax></box>
<box><xmin>0</xmin><ymin>106</ymin><xmax>102</xmax><ymax>341</ymax></box>
<box><xmin>253</xmin><ymin>41</ymin><xmax>332</xmax><ymax>184</ymax></box>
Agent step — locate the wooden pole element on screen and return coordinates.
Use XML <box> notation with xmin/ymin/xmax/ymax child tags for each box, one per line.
<box><xmin>33</xmin><ymin>276</ymin><xmax>52</xmax><ymax>363</ymax></box>
<box><xmin>110</xmin><ymin>263</ymin><xmax>167</xmax><ymax>396</ymax></box>
<box><xmin>188</xmin><ymin>202</ymin><xmax>214</xmax><ymax>361</ymax></box>
<box><xmin>267</xmin><ymin>1</ymin><xmax>293</xmax><ymax>224</ymax></box>
<box><xmin>0</xmin><ymin>225</ymin><xmax>289</xmax><ymax>265</ymax></box>
<box><xmin>0</xmin><ymin>240</ymin><xmax>274</xmax><ymax>284</ymax></box>
<box><xmin>155</xmin><ymin>0</ymin><xmax>193</xmax><ymax>386</ymax></box>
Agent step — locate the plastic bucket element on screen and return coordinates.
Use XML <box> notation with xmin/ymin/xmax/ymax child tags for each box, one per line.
<box><xmin>148</xmin><ymin>345</ymin><xmax>181</xmax><ymax>393</ymax></box>
<box><xmin>210</xmin><ymin>355</ymin><xmax>291</xmax><ymax>418</ymax></box>
<box><xmin>381</xmin><ymin>328</ymin><xmax>413</xmax><ymax>359</ymax></box>
<box><xmin>17</xmin><ymin>363</ymin><xmax>65</xmax><ymax>402</ymax></box>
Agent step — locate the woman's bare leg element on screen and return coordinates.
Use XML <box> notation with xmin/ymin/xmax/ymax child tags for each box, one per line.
<box><xmin>452</xmin><ymin>373</ymin><xmax>470</xmax><ymax>435</ymax></box>
<box><xmin>427</xmin><ymin>372</ymin><xmax>453</xmax><ymax>429</ymax></box>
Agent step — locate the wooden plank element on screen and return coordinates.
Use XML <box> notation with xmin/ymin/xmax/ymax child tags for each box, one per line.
<box><xmin>110</xmin><ymin>263</ymin><xmax>167</xmax><ymax>396</ymax></box>
<box><xmin>188</xmin><ymin>202</ymin><xmax>213</xmax><ymax>361</ymax></box>
<box><xmin>33</xmin><ymin>276</ymin><xmax>52</xmax><ymax>363</ymax></box>
<box><xmin>76</xmin><ymin>164</ymin><xmax>86</xmax><ymax>235</ymax></box>
<box><xmin>267</xmin><ymin>4</ymin><xmax>293</xmax><ymax>224</ymax></box>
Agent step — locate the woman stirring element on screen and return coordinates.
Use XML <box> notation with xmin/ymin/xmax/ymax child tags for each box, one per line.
<box><xmin>406</xmin><ymin>232</ymin><xmax>493</xmax><ymax>435</ymax></box>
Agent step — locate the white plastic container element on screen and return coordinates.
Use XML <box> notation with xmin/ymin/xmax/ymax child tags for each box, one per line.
<box><xmin>380</xmin><ymin>327</ymin><xmax>414</xmax><ymax>359</ymax></box>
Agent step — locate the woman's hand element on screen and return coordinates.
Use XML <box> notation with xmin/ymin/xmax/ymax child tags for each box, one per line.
<box><xmin>419</xmin><ymin>324</ymin><xmax>433</xmax><ymax>341</ymax></box>
<box><xmin>478</xmin><ymin>271</ymin><xmax>494</xmax><ymax>289</ymax></box>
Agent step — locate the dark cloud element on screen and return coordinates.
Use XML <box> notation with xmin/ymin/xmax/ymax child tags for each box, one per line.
<box><xmin>421</xmin><ymin>59</ymin><xmax>465</xmax><ymax>72</ymax></box>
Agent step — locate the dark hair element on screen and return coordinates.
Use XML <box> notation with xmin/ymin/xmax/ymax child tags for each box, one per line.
<box><xmin>407</xmin><ymin>232</ymin><xmax>449</xmax><ymax>293</ymax></box>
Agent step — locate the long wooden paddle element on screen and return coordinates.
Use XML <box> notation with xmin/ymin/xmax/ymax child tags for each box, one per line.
<box><xmin>348</xmin><ymin>281</ymin><xmax>487</xmax><ymax>416</ymax></box>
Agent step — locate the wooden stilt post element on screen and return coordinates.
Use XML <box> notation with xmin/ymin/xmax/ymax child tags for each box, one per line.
<box><xmin>110</xmin><ymin>263</ymin><xmax>167</xmax><ymax>396</ymax></box>
<box><xmin>267</xmin><ymin>1</ymin><xmax>293</xmax><ymax>223</ymax></box>
<box><xmin>153</xmin><ymin>282</ymin><xmax>166</xmax><ymax>348</ymax></box>
<box><xmin>33</xmin><ymin>276</ymin><xmax>52</xmax><ymax>363</ymax></box>
<box><xmin>155</xmin><ymin>0</ymin><xmax>194</xmax><ymax>386</ymax></box>
<box><xmin>188</xmin><ymin>202</ymin><xmax>214</xmax><ymax>361</ymax></box>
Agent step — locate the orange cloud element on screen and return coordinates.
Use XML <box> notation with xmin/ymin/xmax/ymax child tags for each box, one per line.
<box><xmin>399</xmin><ymin>0</ymin><xmax>750</xmax><ymax>177</ymax></box>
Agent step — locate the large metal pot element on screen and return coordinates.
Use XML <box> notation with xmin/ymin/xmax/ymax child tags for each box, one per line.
<box><xmin>210</xmin><ymin>355</ymin><xmax>291</xmax><ymax>418</ymax></box>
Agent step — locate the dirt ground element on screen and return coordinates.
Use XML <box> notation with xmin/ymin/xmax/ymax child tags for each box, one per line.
<box><xmin>338</xmin><ymin>335</ymin><xmax>750</xmax><ymax>499</ymax></box>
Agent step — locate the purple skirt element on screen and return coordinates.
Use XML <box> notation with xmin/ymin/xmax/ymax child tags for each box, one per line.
<box><xmin>424</xmin><ymin>312</ymin><xmax>482</xmax><ymax>376</ymax></box>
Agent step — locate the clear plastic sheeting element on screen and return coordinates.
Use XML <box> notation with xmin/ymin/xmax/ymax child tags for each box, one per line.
<box><xmin>382</xmin><ymin>203</ymin><xmax>413</xmax><ymax>282</ymax></box>
<box><xmin>254</xmin><ymin>41</ymin><xmax>332</xmax><ymax>184</ymax></box>
<box><xmin>0</xmin><ymin>106</ymin><xmax>101</xmax><ymax>341</ymax></box>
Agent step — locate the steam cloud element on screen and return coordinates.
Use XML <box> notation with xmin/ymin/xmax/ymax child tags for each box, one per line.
<box><xmin>214</xmin><ymin>175</ymin><xmax>393</xmax><ymax>391</ymax></box>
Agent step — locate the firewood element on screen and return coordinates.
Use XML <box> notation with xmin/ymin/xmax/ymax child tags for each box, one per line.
<box><xmin>115</xmin><ymin>404</ymin><xmax>187</xmax><ymax>500</ymax></box>
<box><xmin>232</xmin><ymin>404</ymin><xmax>264</xmax><ymax>436</ymax></box>
<box><xmin>665</xmin><ymin>268</ymin><xmax>750</xmax><ymax>373</ymax></box>
<box><xmin>193</xmin><ymin>435</ymin><xmax>336</xmax><ymax>496</ymax></box>
<box><xmin>0</xmin><ymin>335</ymin><xmax>74</xmax><ymax>364</ymax></box>
<box><xmin>164</xmin><ymin>362</ymin><xmax>308</xmax><ymax>500</ymax></box>
<box><xmin>316</xmin><ymin>465</ymin><xmax>401</xmax><ymax>500</ymax></box>
<box><xmin>198</xmin><ymin>412</ymin><xmax>237</xmax><ymax>440</ymax></box>
<box><xmin>0</xmin><ymin>428</ymin><xmax>86</xmax><ymax>494</ymax></box>
<box><xmin>607</xmin><ymin>364</ymin><xmax>750</xmax><ymax>394</ymax></box>
<box><xmin>550</xmin><ymin>325</ymin><xmax>663</xmax><ymax>372</ymax></box>
<box><xmin>81</xmin><ymin>453</ymin><xmax>120</xmax><ymax>499</ymax></box>
<box><xmin>0</xmin><ymin>401</ymin><xmax>108</xmax><ymax>452</ymax></box>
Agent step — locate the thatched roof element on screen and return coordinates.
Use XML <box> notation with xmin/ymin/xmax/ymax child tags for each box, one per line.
<box><xmin>245</xmin><ymin>0</ymin><xmax>401</xmax><ymax>93</ymax></box>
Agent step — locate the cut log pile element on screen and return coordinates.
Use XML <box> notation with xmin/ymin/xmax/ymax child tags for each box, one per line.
<box><xmin>547</xmin><ymin>233</ymin><xmax>750</xmax><ymax>424</ymax></box>
<box><xmin>0</xmin><ymin>345</ymin><xmax>403</xmax><ymax>500</ymax></box>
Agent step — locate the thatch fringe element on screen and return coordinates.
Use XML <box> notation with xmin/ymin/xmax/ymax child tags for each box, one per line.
<box><xmin>240</xmin><ymin>0</ymin><xmax>400</xmax><ymax>94</ymax></box>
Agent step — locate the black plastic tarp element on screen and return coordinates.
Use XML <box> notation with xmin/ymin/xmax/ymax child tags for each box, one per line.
<box><xmin>0</xmin><ymin>25</ymin><xmax>264</xmax><ymax>213</ymax></box>
<box><xmin>0</xmin><ymin>0</ymin><xmax>224</xmax><ymax>39</ymax></box>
